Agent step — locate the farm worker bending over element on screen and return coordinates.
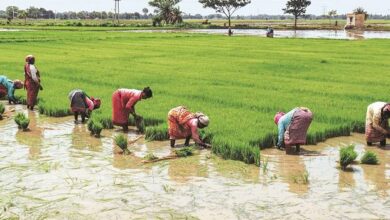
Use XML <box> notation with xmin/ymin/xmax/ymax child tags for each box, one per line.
<box><xmin>0</xmin><ymin>75</ymin><xmax>23</xmax><ymax>104</ymax></box>
<box><xmin>365</xmin><ymin>102</ymin><xmax>390</xmax><ymax>146</ymax></box>
<box><xmin>168</xmin><ymin>106</ymin><xmax>211</xmax><ymax>148</ymax></box>
<box><xmin>24</xmin><ymin>55</ymin><xmax>42</xmax><ymax>110</ymax></box>
<box><xmin>68</xmin><ymin>89</ymin><xmax>101</xmax><ymax>123</ymax></box>
<box><xmin>274</xmin><ymin>107</ymin><xmax>313</xmax><ymax>153</ymax></box>
<box><xmin>112</xmin><ymin>87</ymin><xmax>152</xmax><ymax>131</ymax></box>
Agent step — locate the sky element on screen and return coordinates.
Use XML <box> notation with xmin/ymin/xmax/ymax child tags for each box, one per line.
<box><xmin>0</xmin><ymin>0</ymin><xmax>389</xmax><ymax>15</ymax></box>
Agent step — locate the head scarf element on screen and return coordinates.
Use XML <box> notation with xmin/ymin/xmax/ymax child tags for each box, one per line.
<box><xmin>13</xmin><ymin>80</ymin><xmax>23</xmax><ymax>89</ymax></box>
<box><xmin>25</xmin><ymin>55</ymin><xmax>35</xmax><ymax>64</ymax></box>
<box><xmin>91</xmin><ymin>97</ymin><xmax>101</xmax><ymax>109</ymax></box>
<box><xmin>274</xmin><ymin>112</ymin><xmax>285</xmax><ymax>125</ymax></box>
<box><xmin>195</xmin><ymin>112</ymin><xmax>209</xmax><ymax>127</ymax></box>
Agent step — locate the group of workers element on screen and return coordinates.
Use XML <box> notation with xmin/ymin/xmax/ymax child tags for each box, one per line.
<box><xmin>1</xmin><ymin>56</ymin><xmax>389</xmax><ymax>153</ymax></box>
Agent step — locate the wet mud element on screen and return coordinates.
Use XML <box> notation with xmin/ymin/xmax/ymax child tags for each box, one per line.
<box><xmin>0</xmin><ymin>103</ymin><xmax>389</xmax><ymax>219</ymax></box>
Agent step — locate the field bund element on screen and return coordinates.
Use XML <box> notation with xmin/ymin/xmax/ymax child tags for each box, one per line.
<box><xmin>1</xmin><ymin>30</ymin><xmax>389</xmax><ymax>165</ymax></box>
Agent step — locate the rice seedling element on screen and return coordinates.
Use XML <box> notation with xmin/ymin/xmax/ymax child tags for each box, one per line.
<box><xmin>360</xmin><ymin>151</ymin><xmax>379</xmax><ymax>165</ymax></box>
<box><xmin>0</xmin><ymin>103</ymin><xmax>5</xmax><ymax>120</ymax></box>
<box><xmin>339</xmin><ymin>144</ymin><xmax>358</xmax><ymax>170</ymax></box>
<box><xmin>114</xmin><ymin>134</ymin><xmax>130</xmax><ymax>155</ymax></box>
<box><xmin>14</xmin><ymin>113</ymin><xmax>30</xmax><ymax>131</ymax></box>
<box><xmin>135</xmin><ymin>116</ymin><xmax>145</xmax><ymax>133</ymax></box>
<box><xmin>262</xmin><ymin>157</ymin><xmax>269</xmax><ymax>174</ymax></box>
<box><xmin>175</xmin><ymin>147</ymin><xmax>194</xmax><ymax>157</ymax></box>
<box><xmin>144</xmin><ymin>153</ymin><xmax>159</xmax><ymax>161</ymax></box>
<box><xmin>292</xmin><ymin>171</ymin><xmax>309</xmax><ymax>184</ymax></box>
<box><xmin>1</xmin><ymin>30</ymin><xmax>388</xmax><ymax>165</ymax></box>
<box><xmin>87</xmin><ymin>119</ymin><xmax>103</xmax><ymax>137</ymax></box>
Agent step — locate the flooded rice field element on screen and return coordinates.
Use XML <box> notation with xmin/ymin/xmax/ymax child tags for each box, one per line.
<box><xmin>0</xmin><ymin>103</ymin><xmax>389</xmax><ymax>219</ymax></box>
<box><xmin>123</xmin><ymin>29</ymin><xmax>390</xmax><ymax>39</ymax></box>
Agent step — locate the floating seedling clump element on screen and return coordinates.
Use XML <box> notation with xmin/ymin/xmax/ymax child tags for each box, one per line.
<box><xmin>87</xmin><ymin>119</ymin><xmax>103</xmax><ymax>137</ymax></box>
<box><xmin>115</xmin><ymin>134</ymin><xmax>130</xmax><ymax>155</ymax></box>
<box><xmin>14</xmin><ymin>112</ymin><xmax>30</xmax><ymax>131</ymax></box>
<box><xmin>360</xmin><ymin>151</ymin><xmax>379</xmax><ymax>165</ymax></box>
<box><xmin>144</xmin><ymin>153</ymin><xmax>159</xmax><ymax>161</ymax></box>
<box><xmin>339</xmin><ymin>144</ymin><xmax>358</xmax><ymax>170</ymax></box>
<box><xmin>0</xmin><ymin>103</ymin><xmax>5</xmax><ymax>120</ymax></box>
<box><xmin>175</xmin><ymin>147</ymin><xmax>194</xmax><ymax>157</ymax></box>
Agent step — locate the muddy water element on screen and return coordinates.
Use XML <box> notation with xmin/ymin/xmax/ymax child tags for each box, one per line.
<box><xmin>0</xmin><ymin>104</ymin><xmax>389</xmax><ymax>219</ymax></box>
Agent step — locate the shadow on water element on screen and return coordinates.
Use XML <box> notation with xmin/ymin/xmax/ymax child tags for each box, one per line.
<box><xmin>0</xmin><ymin>102</ymin><xmax>389</xmax><ymax>219</ymax></box>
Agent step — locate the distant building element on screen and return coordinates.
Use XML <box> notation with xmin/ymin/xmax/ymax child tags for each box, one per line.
<box><xmin>345</xmin><ymin>13</ymin><xmax>365</xmax><ymax>29</ymax></box>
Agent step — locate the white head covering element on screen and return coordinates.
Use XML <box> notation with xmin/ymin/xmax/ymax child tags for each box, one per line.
<box><xmin>195</xmin><ymin>112</ymin><xmax>209</xmax><ymax>127</ymax></box>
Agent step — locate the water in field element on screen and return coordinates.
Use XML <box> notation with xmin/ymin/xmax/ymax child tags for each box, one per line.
<box><xmin>124</xmin><ymin>29</ymin><xmax>390</xmax><ymax>39</ymax></box>
<box><xmin>0</xmin><ymin>103</ymin><xmax>389</xmax><ymax>219</ymax></box>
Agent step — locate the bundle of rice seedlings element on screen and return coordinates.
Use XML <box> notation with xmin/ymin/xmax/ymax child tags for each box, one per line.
<box><xmin>0</xmin><ymin>103</ymin><xmax>5</xmax><ymax>120</ymax></box>
<box><xmin>135</xmin><ymin>116</ymin><xmax>145</xmax><ymax>133</ymax></box>
<box><xmin>360</xmin><ymin>151</ymin><xmax>379</xmax><ymax>165</ymax></box>
<box><xmin>144</xmin><ymin>153</ymin><xmax>159</xmax><ymax>161</ymax></box>
<box><xmin>339</xmin><ymin>144</ymin><xmax>358</xmax><ymax>170</ymax></box>
<box><xmin>87</xmin><ymin>119</ymin><xmax>103</xmax><ymax>137</ymax></box>
<box><xmin>175</xmin><ymin>147</ymin><xmax>194</xmax><ymax>157</ymax></box>
<box><xmin>14</xmin><ymin>112</ymin><xmax>29</xmax><ymax>130</ymax></box>
<box><xmin>115</xmin><ymin>134</ymin><xmax>130</xmax><ymax>155</ymax></box>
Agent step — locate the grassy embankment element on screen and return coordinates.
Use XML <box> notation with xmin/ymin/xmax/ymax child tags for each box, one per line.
<box><xmin>1</xmin><ymin>18</ymin><xmax>390</xmax><ymax>31</ymax></box>
<box><xmin>0</xmin><ymin>30</ymin><xmax>389</xmax><ymax>165</ymax></box>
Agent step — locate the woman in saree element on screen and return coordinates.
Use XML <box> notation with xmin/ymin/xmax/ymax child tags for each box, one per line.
<box><xmin>365</xmin><ymin>102</ymin><xmax>390</xmax><ymax>146</ymax></box>
<box><xmin>0</xmin><ymin>75</ymin><xmax>23</xmax><ymax>104</ymax></box>
<box><xmin>24</xmin><ymin>55</ymin><xmax>42</xmax><ymax>110</ymax></box>
<box><xmin>274</xmin><ymin>107</ymin><xmax>313</xmax><ymax>153</ymax></box>
<box><xmin>68</xmin><ymin>89</ymin><xmax>101</xmax><ymax>123</ymax></box>
<box><xmin>168</xmin><ymin>106</ymin><xmax>211</xmax><ymax>148</ymax></box>
<box><xmin>112</xmin><ymin>87</ymin><xmax>152</xmax><ymax>131</ymax></box>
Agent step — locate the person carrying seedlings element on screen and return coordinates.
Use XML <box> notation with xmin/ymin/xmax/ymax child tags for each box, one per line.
<box><xmin>365</xmin><ymin>102</ymin><xmax>390</xmax><ymax>146</ymax></box>
<box><xmin>24</xmin><ymin>55</ymin><xmax>42</xmax><ymax>110</ymax></box>
<box><xmin>274</xmin><ymin>107</ymin><xmax>313</xmax><ymax>153</ymax></box>
<box><xmin>0</xmin><ymin>75</ymin><xmax>23</xmax><ymax>104</ymax></box>
<box><xmin>68</xmin><ymin>89</ymin><xmax>101</xmax><ymax>123</ymax></box>
<box><xmin>168</xmin><ymin>106</ymin><xmax>211</xmax><ymax>148</ymax></box>
<box><xmin>112</xmin><ymin>87</ymin><xmax>152</xmax><ymax>131</ymax></box>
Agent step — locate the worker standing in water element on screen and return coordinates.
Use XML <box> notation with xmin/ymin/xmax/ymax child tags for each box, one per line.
<box><xmin>0</xmin><ymin>75</ymin><xmax>23</xmax><ymax>104</ymax></box>
<box><xmin>68</xmin><ymin>89</ymin><xmax>101</xmax><ymax>123</ymax></box>
<box><xmin>365</xmin><ymin>102</ymin><xmax>390</xmax><ymax>147</ymax></box>
<box><xmin>274</xmin><ymin>107</ymin><xmax>313</xmax><ymax>153</ymax></box>
<box><xmin>24</xmin><ymin>55</ymin><xmax>42</xmax><ymax>110</ymax></box>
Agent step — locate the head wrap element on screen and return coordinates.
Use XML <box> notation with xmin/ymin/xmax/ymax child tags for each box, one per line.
<box><xmin>195</xmin><ymin>112</ymin><xmax>209</xmax><ymax>127</ymax></box>
<box><xmin>91</xmin><ymin>97</ymin><xmax>101</xmax><ymax>109</ymax></box>
<box><xmin>13</xmin><ymin>80</ymin><xmax>23</xmax><ymax>89</ymax></box>
<box><xmin>25</xmin><ymin>55</ymin><xmax>35</xmax><ymax>64</ymax></box>
<box><xmin>274</xmin><ymin>112</ymin><xmax>285</xmax><ymax>125</ymax></box>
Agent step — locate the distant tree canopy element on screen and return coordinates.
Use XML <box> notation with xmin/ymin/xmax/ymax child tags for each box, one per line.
<box><xmin>283</xmin><ymin>0</ymin><xmax>311</xmax><ymax>29</ymax></box>
<box><xmin>354</xmin><ymin>7</ymin><xmax>369</xmax><ymax>20</ymax></box>
<box><xmin>149</xmin><ymin>0</ymin><xmax>183</xmax><ymax>26</ymax></box>
<box><xmin>199</xmin><ymin>0</ymin><xmax>251</xmax><ymax>31</ymax></box>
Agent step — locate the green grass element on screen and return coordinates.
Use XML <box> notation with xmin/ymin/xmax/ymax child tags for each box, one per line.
<box><xmin>340</xmin><ymin>145</ymin><xmax>358</xmax><ymax>170</ymax></box>
<box><xmin>360</xmin><ymin>151</ymin><xmax>379</xmax><ymax>165</ymax></box>
<box><xmin>0</xmin><ymin>29</ymin><xmax>389</xmax><ymax>165</ymax></box>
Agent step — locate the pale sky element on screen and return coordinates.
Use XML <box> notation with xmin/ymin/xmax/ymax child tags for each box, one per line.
<box><xmin>0</xmin><ymin>0</ymin><xmax>389</xmax><ymax>15</ymax></box>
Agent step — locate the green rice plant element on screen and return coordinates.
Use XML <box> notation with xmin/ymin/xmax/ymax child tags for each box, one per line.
<box><xmin>0</xmin><ymin>103</ymin><xmax>5</xmax><ymax>120</ymax></box>
<box><xmin>14</xmin><ymin>112</ymin><xmax>29</xmax><ymax>130</ymax></box>
<box><xmin>292</xmin><ymin>171</ymin><xmax>309</xmax><ymax>184</ymax></box>
<box><xmin>136</xmin><ymin>117</ymin><xmax>145</xmax><ymax>133</ymax></box>
<box><xmin>175</xmin><ymin>147</ymin><xmax>194</xmax><ymax>157</ymax></box>
<box><xmin>262</xmin><ymin>157</ymin><xmax>269</xmax><ymax>173</ymax></box>
<box><xmin>87</xmin><ymin>119</ymin><xmax>103</xmax><ymax>137</ymax></box>
<box><xmin>360</xmin><ymin>151</ymin><xmax>379</xmax><ymax>165</ymax></box>
<box><xmin>114</xmin><ymin>134</ymin><xmax>130</xmax><ymax>155</ymax></box>
<box><xmin>144</xmin><ymin>153</ymin><xmax>159</xmax><ymax>161</ymax></box>
<box><xmin>145</xmin><ymin>125</ymin><xmax>169</xmax><ymax>141</ymax></box>
<box><xmin>339</xmin><ymin>144</ymin><xmax>358</xmax><ymax>170</ymax></box>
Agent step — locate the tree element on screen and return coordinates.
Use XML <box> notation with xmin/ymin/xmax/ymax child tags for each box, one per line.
<box><xmin>328</xmin><ymin>10</ymin><xmax>337</xmax><ymax>25</ymax></box>
<box><xmin>149</xmin><ymin>0</ymin><xmax>183</xmax><ymax>25</ymax></box>
<box><xmin>18</xmin><ymin>10</ymin><xmax>28</xmax><ymax>25</ymax></box>
<box><xmin>142</xmin><ymin>8</ymin><xmax>149</xmax><ymax>18</ymax></box>
<box><xmin>6</xmin><ymin>6</ymin><xmax>19</xmax><ymax>20</ymax></box>
<box><xmin>199</xmin><ymin>0</ymin><xmax>251</xmax><ymax>34</ymax></box>
<box><xmin>282</xmin><ymin>0</ymin><xmax>311</xmax><ymax>29</ymax></box>
<box><xmin>354</xmin><ymin>7</ymin><xmax>369</xmax><ymax>20</ymax></box>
